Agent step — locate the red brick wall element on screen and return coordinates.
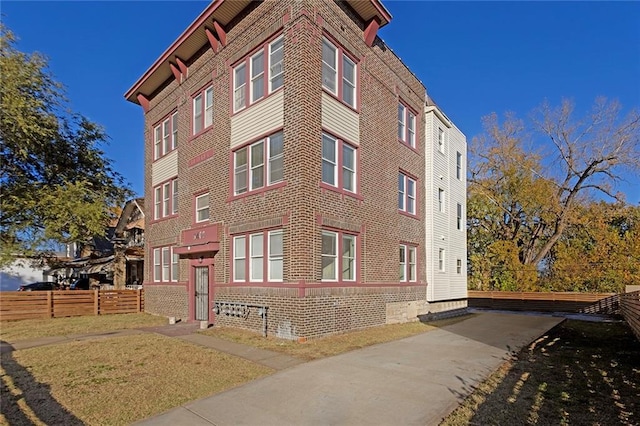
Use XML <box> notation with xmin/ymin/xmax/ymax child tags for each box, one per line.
<box><xmin>139</xmin><ymin>0</ymin><xmax>431</xmax><ymax>338</ymax></box>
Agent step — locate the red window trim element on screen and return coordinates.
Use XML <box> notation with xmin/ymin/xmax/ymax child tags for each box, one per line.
<box><xmin>151</xmin><ymin>245</ymin><xmax>180</xmax><ymax>284</ymax></box>
<box><xmin>192</xmin><ymin>189</ymin><xmax>210</xmax><ymax>226</ymax></box>
<box><xmin>230</xmin><ymin>31</ymin><xmax>284</xmax><ymax>116</ymax></box>
<box><xmin>151</xmin><ymin>176</ymin><xmax>178</xmax><ymax>223</ymax></box>
<box><xmin>321</xmin><ymin>34</ymin><xmax>360</xmax><ymax>112</ymax></box>
<box><xmin>230</xmin><ymin>228</ymin><xmax>284</xmax><ymax>284</ymax></box>
<box><xmin>152</xmin><ymin>109</ymin><xmax>178</xmax><ymax>163</ymax></box>
<box><xmin>398</xmin><ymin>169</ymin><xmax>419</xmax><ymax>218</ymax></box>
<box><xmin>398</xmin><ymin>99</ymin><xmax>419</xmax><ymax>152</ymax></box>
<box><xmin>399</xmin><ymin>242</ymin><xmax>418</xmax><ymax>283</ymax></box>
<box><xmin>227</xmin><ymin>128</ymin><xmax>286</xmax><ymax>202</ymax></box>
<box><xmin>320</xmin><ymin>130</ymin><xmax>363</xmax><ymax>201</ymax></box>
<box><xmin>190</xmin><ymin>81</ymin><xmax>214</xmax><ymax>139</ymax></box>
<box><xmin>320</xmin><ymin>228</ymin><xmax>360</xmax><ymax>283</ymax></box>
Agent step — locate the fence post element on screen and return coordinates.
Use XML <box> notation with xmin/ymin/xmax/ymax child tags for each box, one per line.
<box><xmin>94</xmin><ymin>290</ymin><xmax>99</xmax><ymax>316</ymax></box>
<box><xmin>137</xmin><ymin>290</ymin><xmax>141</xmax><ymax>313</ymax></box>
<box><xmin>47</xmin><ymin>291</ymin><xmax>53</xmax><ymax>318</ymax></box>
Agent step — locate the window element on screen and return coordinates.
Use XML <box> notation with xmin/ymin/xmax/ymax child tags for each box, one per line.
<box><xmin>195</xmin><ymin>193</ymin><xmax>210</xmax><ymax>223</ymax></box>
<box><xmin>456</xmin><ymin>259</ymin><xmax>462</xmax><ymax>274</ymax></box>
<box><xmin>457</xmin><ymin>203</ymin><xmax>463</xmax><ymax>230</ymax></box>
<box><xmin>153</xmin><ymin>246</ymin><xmax>179</xmax><ymax>283</ymax></box>
<box><xmin>438</xmin><ymin>249</ymin><xmax>445</xmax><ymax>272</ymax></box>
<box><xmin>153</xmin><ymin>112</ymin><xmax>178</xmax><ymax>160</ymax></box>
<box><xmin>399</xmin><ymin>244</ymin><xmax>417</xmax><ymax>282</ymax></box>
<box><xmin>233</xmin><ymin>131</ymin><xmax>284</xmax><ymax>195</ymax></box>
<box><xmin>233</xmin><ymin>230</ymin><xmax>283</xmax><ymax>282</ymax></box>
<box><xmin>438</xmin><ymin>128</ymin><xmax>445</xmax><ymax>153</ymax></box>
<box><xmin>233</xmin><ymin>35</ymin><xmax>284</xmax><ymax>113</ymax></box>
<box><xmin>456</xmin><ymin>151</ymin><xmax>462</xmax><ymax>180</ymax></box>
<box><xmin>321</xmin><ymin>133</ymin><xmax>357</xmax><ymax>195</ymax></box>
<box><xmin>153</xmin><ymin>249</ymin><xmax>161</xmax><ymax>282</ymax></box>
<box><xmin>172</xmin><ymin>180</ymin><xmax>178</xmax><ymax>215</ymax></box>
<box><xmin>398</xmin><ymin>172</ymin><xmax>416</xmax><ymax>215</ymax></box>
<box><xmin>398</xmin><ymin>102</ymin><xmax>416</xmax><ymax>148</ymax></box>
<box><xmin>193</xmin><ymin>85</ymin><xmax>214</xmax><ymax>134</ymax></box>
<box><xmin>322</xmin><ymin>38</ymin><xmax>357</xmax><ymax>108</ymax></box>
<box><xmin>153</xmin><ymin>178</ymin><xmax>178</xmax><ymax>220</ymax></box>
<box><xmin>438</xmin><ymin>188</ymin><xmax>445</xmax><ymax>213</ymax></box>
<box><xmin>321</xmin><ymin>230</ymin><xmax>356</xmax><ymax>282</ymax></box>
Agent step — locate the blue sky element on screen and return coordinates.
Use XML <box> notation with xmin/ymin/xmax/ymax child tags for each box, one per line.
<box><xmin>3</xmin><ymin>1</ymin><xmax>639</xmax><ymax>203</ymax></box>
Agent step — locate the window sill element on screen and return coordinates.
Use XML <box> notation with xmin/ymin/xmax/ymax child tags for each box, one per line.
<box><xmin>320</xmin><ymin>182</ymin><xmax>364</xmax><ymax>201</ymax></box>
<box><xmin>321</xmin><ymin>88</ymin><xmax>359</xmax><ymax>114</ymax></box>
<box><xmin>398</xmin><ymin>140</ymin><xmax>419</xmax><ymax>154</ymax></box>
<box><xmin>399</xmin><ymin>210</ymin><xmax>419</xmax><ymax>220</ymax></box>
<box><xmin>188</xmin><ymin>125</ymin><xmax>214</xmax><ymax>142</ymax></box>
<box><xmin>227</xmin><ymin>181</ymin><xmax>287</xmax><ymax>202</ymax></box>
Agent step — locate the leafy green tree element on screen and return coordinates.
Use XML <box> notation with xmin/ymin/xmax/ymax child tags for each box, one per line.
<box><xmin>468</xmin><ymin>98</ymin><xmax>640</xmax><ymax>290</ymax></box>
<box><xmin>0</xmin><ymin>25</ymin><xmax>131</xmax><ymax>266</ymax></box>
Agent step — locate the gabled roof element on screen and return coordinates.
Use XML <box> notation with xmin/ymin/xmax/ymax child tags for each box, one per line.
<box><xmin>115</xmin><ymin>198</ymin><xmax>145</xmax><ymax>237</ymax></box>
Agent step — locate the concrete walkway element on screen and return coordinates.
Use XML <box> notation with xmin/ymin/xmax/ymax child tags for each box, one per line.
<box><xmin>136</xmin><ymin>312</ymin><xmax>563</xmax><ymax>426</ymax></box>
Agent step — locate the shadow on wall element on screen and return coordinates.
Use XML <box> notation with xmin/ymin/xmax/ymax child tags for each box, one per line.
<box><xmin>0</xmin><ymin>343</ymin><xmax>84</xmax><ymax>425</ymax></box>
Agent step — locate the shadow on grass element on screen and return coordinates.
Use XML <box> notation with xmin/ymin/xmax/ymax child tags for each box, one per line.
<box><xmin>0</xmin><ymin>342</ymin><xmax>83</xmax><ymax>426</ymax></box>
<box><xmin>444</xmin><ymin>320</ymin><xmax>640</xmax><ymax>425</ymax></box>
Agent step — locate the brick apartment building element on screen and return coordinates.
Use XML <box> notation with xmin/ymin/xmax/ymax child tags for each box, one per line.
<box><xmin>125</xmin><ymin>0</ymin><xmax>467</xmax><ymax>340</ymax></box>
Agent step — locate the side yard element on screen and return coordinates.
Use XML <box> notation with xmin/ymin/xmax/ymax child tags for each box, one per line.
<box><xmin>442</xmin><ymin>320</ymin><xmax>640</xmax><ymax>425</ymax></box>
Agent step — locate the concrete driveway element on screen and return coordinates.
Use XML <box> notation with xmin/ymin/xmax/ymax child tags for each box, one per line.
<box><xmin>136</xmin><ymin>312</ymin><xmax>562</xmax><ymax>426</ymax></box>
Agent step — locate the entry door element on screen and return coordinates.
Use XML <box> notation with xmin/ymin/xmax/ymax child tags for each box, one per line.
<box><xmin>194</xmin><ymin>266</ymin><xmax>209</xmax><ymax>321</ymax></box>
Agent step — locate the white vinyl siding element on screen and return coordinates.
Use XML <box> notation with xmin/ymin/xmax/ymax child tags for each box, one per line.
<box><xmin>151</xmin><ymin>150</ymin><xmax>178</xmax><ymax>187</ymax></box>
<box><xmin>230</xmin><ymin>90</ymin><xmax>284</xmax><ymax>148</ymax></box>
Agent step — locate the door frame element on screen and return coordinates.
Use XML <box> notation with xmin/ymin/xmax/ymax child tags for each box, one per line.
<box><xmin>188</xmin><ymin>256</ymin><xmax>214</xmax><ymax>323</ymax></box>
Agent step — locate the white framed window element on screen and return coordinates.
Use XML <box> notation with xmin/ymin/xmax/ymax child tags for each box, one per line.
<box><xmin>400</xmin><ymin>244</ymin><xmax>417</xmax><ymax>282</ymax></box>
<box><xmin>233</xmin><ymin>36</ymin><xmax>284</xmax><ymax>113</ymax></box>
<box><xmin>233</xmin><ymin>131</ymin><xmax>284</xmax><ymax>195</ymax></box>
<box><xmin>233</xmin><ymin>230</ymin><xmax>284</xmax><ymax>282</ymax></box>
<box><xmin>154</xmin><ymin>187</ymin><xmax>161</xmax><ymax>220</ymax></box>
<box><xmin>438</xmin><ymin>188</ymin><xmax>445</xmax><ymax>213</ymax></box>
<box><xmin>162</xmin><ymin>247</ymin><xmax>170</xmax><ymax>282</ymax></box>
<box><xmin>438</xmin><ymin>249</ymin><xmax>445</xmax><ymax>272</ymax></box>
<box><xmin>269</xmin><ymin>36</ymin><xmax>284</xmax><ymax>91</ymax></box>
<box><xmin>153</xmin><ymin>112</ymin><xmax>178</xmax><ymax>160</ymax></box>
<box><xmin>398</xmin><ymin>102</ymin><xmax>416</xmax><ymax>148</ymax></box>
<box><xmin>398</xmin><ymin>172</ymin><xmax>416</xmax><ymax>215</ymax></box>
<box><xmin>251</xmin><ymin>50</ymin><xmax>265</xmax><ymax>103</ymax></box>
<box><xmin>268</xmin><ymin>230</ymin><xmax>283</xmax><ymax>281</ymax></box>
<box><xmin>234</xmin><ymin>64</ymin><xmax>247</xmax><ymax>112</ymax></box>
<box><xmin>193</xmin><ymin>86</ymin><xmax>214</xmax><ymax>134</ymax></box>
<box><xmin>233</xmin><ymin>236</ymin><xmax>246</xmax><ymax>281</ymax></box>
<box><xmin>171</xmin><ymin>248</ymin><xmax>179</xmax><ymax>282</ymax></box>
<box><xmin>322</xmin><ymin>38</ymin><xmax>357</xmax><ymax>108</ymax></box>
<box><xmin>457</xmin><ymin>259</ymin><xmax>462</xmax><ymax>274</ymax></box>
<box><xmin>321</xmin><ymin>230</ymin><xmax>356</xmax><ymax>282</ymax></box>
<box><xmin>153</xmin><ymin>248</ymin><xmax>161</xmax><ymax>282</ymax></box>
<box><xmin>457</xmin><ymin>203</ymin><xmax>463</xmax><ymax>230</ymax></box>
<box><xmin>154</xmin><ymin>178</ymin><xmax>177</xmax><ymax>220</ymax></box>
<box><xmin>456</xmin><ymin>151</ymin><xmax>462</xmax><ymax>180</ymax></box>
<box><xmin>438</xmin><ymin>128</ymin><xmax>445</xmax><ymax>153</ymax></box>
<box><xmin>195</xmin><ymin>193</ymin><xmax>210</xmax><ymax>223</ymax></box>
<box><xmin>250</xmin><ymin>233</ymin><xmax>264</xmax><ymax>281</ymax></box>
<box><xmin>172</xmin><ymin>180</ymin><xmax>178</xmax><ymax>215</ymax></box>
<box><xmin>321</xmin><ymin>133</ymin><xmax>357</xmax><ymax>194</ymax></box>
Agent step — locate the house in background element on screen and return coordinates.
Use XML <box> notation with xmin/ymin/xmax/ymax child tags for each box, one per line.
<box><xmin>125</xmin><ymin>0</ymin><xmax>467</xmax><ymax>339</ymax></box>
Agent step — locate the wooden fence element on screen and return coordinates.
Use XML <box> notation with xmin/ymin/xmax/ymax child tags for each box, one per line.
<box><xmin>0</xmin><ymin>290</ymin><xmax>144</xmax><ymax>321</ymax></box>
<box><xmin>467</xmin><ymin>291</ymin><xmax>616</xmax><ymax>313</ymax></box>
<box><xmin>620</xmin><ymin>290</ymin><xmax>640</xmax><ymax>340</ymax></box>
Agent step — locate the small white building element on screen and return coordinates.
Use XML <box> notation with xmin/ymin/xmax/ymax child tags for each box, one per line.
<box><xmin>424</xmin><ymin>98</ymin><xmax>468</xmax><ymax>312</ymax></box>
<box><xmin>0</xmin><ymin>258</ymin><xmax>53</xmax><ymax>291</ymax></box>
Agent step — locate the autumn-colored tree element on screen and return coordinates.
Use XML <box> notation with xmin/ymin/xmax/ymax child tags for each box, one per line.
<box><xmin>468</xmin><ymin>98</ymin><xmax>640</xmax><ymax>290</ymax></box>
<box><xmin>541</xmin><ymin>202</ymin><xmax>640</xmax><ymax>293</ymax></box>
<box><xmin>0</xmin><ymin>25</ymin><xmax>130</xmax><ymax>266</ymax></box>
